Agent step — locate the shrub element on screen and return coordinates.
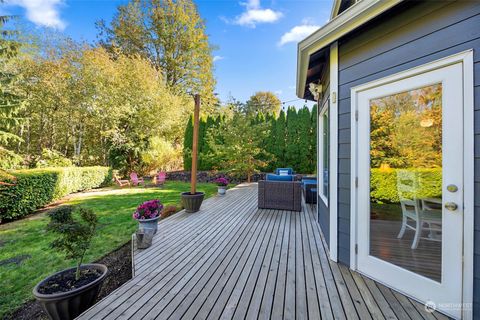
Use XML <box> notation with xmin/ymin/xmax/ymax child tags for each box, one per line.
<box><xmin>0</xmin><ymin>166</ymin><xmax>112</xmax><ymax>222</ymax></box>
<box><xmin>370</xmin><ymin>168</ymin><xmax>442</xmax><ymax>203</ymax></box>
<box><xmin>35</xmin><ymin>148</ymin><xmax>73</xmax><ymax>168</ymax></box>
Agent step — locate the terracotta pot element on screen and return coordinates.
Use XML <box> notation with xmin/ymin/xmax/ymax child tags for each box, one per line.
<box><xmin>33</xmin><ymin>264</ymin><xmax>108</xmax><ymax>320</ymax></box>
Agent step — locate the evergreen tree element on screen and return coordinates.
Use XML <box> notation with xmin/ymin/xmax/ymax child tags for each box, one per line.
<box><xmin>264</xmin><ymin>113</ymin><xmax>277</xmax><ymax>171</ymax></box>
<box><xmin>199</xmin><ymin>115</ymin><xmax>215</xmax><ymax>170</ymax></box>
<box><xmin>183</xmin><ymin>115</ymin><xmax>193</xmax><ymax>170</ymax></box>
<box><xmin>197</xmin><ymin>116</ymin><xmax>207</xmax><ymax>170</ymax></box>
<box><xmin>285</xmin><ymin>106</ymin><xmax>300</xmax><ymax>171</ymax></box>
<box><xmin>0</xmin><ymin>14</ymin><xmax>23</xmax><ymax>169</ymax></box>
<box><xmin>274</xmin><ymin>110</ymin><xmax>286</xmax><ymax>168</ymax></box>
<box><xmin>297</xmin><ymin>107</ymin><xmax>311</xmax><ymax>173</ymax></box>
<box><xmin>309</xmin><ymin>104</ymin><xmax>318</xmax><ymax>173</ymax></box>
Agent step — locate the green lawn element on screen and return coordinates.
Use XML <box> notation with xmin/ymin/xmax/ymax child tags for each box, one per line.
<box><xmin>0</xmin><ymin>181</ymin><xmax>217</xmax><ymax>318</ymax></box>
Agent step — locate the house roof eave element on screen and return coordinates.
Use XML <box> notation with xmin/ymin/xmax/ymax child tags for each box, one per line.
<box><xmin>296</xmin><ymin>0</ymin><xmax>404</xmax><ymax>99</ymax></box>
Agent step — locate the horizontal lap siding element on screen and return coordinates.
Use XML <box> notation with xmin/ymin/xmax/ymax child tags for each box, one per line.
<box><xmin>336</xmin><ymin>5</ymin><xmax>480</xmax><ymax>316</ymax></box>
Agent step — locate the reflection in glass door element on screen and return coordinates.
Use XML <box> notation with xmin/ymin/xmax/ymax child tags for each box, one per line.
<box><xmin>369</xmin><ymin>84</ymin><xmax>443</xmax><ymax>282</ymax></box>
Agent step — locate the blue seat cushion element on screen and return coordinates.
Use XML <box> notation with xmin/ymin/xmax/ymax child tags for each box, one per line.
<box><xmin>302</xmin><ymin>179</ymin><xmax>317</xmax><ymax>187</ymax></box>
<box><xmin>275</xmin><ymin>168</ymin><xmax>294</xmax><ymax>175</ymax></box>
<box><xmin>266</xmin><ymin>174</ymin><xmax>294</xmax><ymax>181</ymax></box>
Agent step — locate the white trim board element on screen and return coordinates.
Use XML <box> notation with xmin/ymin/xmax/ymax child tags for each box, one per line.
<box><xmin>319</xmin><ymin>99</ymin><xmax>330</xmax><ymax>207</ymax></box>
<box><xmin>349</xmin><ymin>50</ymin><xmax>474</xmax><ymax>320</ymax></box>
<box><xmin>329</xmin><ymin>41</ymin><xmax>339</xmax><ymax>262</ymax></box>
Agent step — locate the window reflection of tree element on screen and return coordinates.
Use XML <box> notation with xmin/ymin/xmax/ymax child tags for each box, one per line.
<box><xmin>370</xmin><ymin>84</ymin><xmax>442</xmax><ymax>170</ymax></box>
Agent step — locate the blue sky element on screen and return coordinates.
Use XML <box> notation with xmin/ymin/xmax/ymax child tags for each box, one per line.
<box><xmin>3</xmin><ymin>0</ymin><xmax>333</xmax><ymax>108</ymax></box>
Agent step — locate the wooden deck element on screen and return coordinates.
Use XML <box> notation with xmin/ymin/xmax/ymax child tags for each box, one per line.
<box><xmin>78</xmin><ymin>183</ymin><xmax>449</xmax><ymax>320</ymax></box>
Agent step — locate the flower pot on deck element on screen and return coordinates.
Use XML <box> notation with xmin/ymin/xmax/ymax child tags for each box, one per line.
<box><xmin>33</xmin><ymin>264</ymin><xmax>108</xmax><ymax>320</ymax></box>
<box><xmin>136</xmin><ymin>216</ymin><xmax>160</xmax><ymax>234</ymax></box>
<box><xmin>217</xmin><ymin>186</ymin><xmax>227</xmax><ymax>196</ymax></box>
<box><xmin>136</xmin><ymin>229</ymin><xmax>154</xmax><ymax>249</ymax></box>
<box><xmin>181</xmin><ymin>192</ymin><xmax>205</xmax><ymax>213</ymax></box>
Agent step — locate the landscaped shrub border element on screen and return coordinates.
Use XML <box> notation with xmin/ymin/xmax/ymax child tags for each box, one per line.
<box><xmin>370</xmin><ymin>168</ymin><xmax>442</xmax><ymax>203</ymax></box>
<box><xmin>0</xmin><ymin>167</ymin><xmax>112</xmax><ymax>222</ymax></box>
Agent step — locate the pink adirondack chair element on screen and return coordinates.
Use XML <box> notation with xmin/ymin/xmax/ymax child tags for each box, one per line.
<box><xmin>114</xmin><ymin>175</ymin><xmax>130</xmax><ymax>187</ymax></box>
<box><xmin>155</xmin><ymin>172</ymin><xmax>167</xmax><ymax>186</ymax></box>
<box><xmin>130</xmin><ymin>172</ymin><xmax>144</xmax><ymax>186</ymax></box>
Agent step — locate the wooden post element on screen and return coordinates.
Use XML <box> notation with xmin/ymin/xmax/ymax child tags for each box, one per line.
<box><xmin>190</xmin><ymin>94</ymin><xmax>200</xmax><ymax>194</ymax></box>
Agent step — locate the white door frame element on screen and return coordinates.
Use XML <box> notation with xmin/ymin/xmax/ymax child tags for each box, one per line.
<box><xmin>329</xmin><ymin>41</ymin><xmax>339</xmax><ymax>262</ymax></box>
<box><xmin>349</xmin><ymin>50</ymin><xmax>474</xmax><ymax>319</ymax></box>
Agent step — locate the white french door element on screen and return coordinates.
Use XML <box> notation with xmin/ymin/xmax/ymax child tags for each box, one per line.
<box><xmin>353</xmin><ymin>61</ymin><xmax>465</xmax><ymax>319</ymax></box>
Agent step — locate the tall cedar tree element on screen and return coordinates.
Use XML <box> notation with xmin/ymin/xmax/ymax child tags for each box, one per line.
<box><xmin>273</xmin><ymin>109</ymin><xmax>286</xmax><ymax>168</ymax></box>
<box><xmin>197</xmin><ymin>116</ymin><xmax>207</xmax><ymax>170</ymax></box>
<box><xmin>285</xmin><ymin>106</ymin><xmax>300</xmax><ymax>170</ymax></box>
<box><xmin>309</xmin><ymin>104</ymin><xmax>318</xmax><ymax>173</ymax></box>
<box><xmin>97</xmin><ymin>0</ymin><xmax>217</xmax><ymax>108</ymax></box>
<box><xmin>0</xmin><ymin>14</ymin><xmax>23</xmax><ymax>168</ymax></box>
<box><xmin>263</xmin><ymin>113</ymin><xmax>277</xmax><ymax>171</ymax></box>
<box><xmin>199</xmin><ymin>115</ymin><xmax>215</xmax><ymax>170</ymax></box>
<box><xmin>297</xmin><ymin>107</ymin><xmax>311</xmax><ymax>173</ymax></box>
<box><xmin>183</xmin><ymin>115</ymin><xmax>193</xmax><ymax>170</ymax></box>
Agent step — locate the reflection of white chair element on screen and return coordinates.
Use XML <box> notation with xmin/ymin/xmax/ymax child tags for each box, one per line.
<box><xmin>396</xmin><ymin>170</ymin><xmax>442</xmax><ymax>249</ymax></box>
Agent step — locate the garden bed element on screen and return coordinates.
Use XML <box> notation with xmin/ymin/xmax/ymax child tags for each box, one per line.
<box><xmin>5</xmin><ymin>241</ymin><xmax>132</xmax><ymax>320</ymax></box>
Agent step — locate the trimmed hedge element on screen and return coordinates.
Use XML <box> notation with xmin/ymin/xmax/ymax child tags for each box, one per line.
<box><xmin>0</xmin><ymin>166</ymin><xmax>112</xmax><ymax>222</ymax></box>
<box><xmin>370</xmin><ymin>168</ymin><xmax>442</xmax><ymax>203</ymax></box>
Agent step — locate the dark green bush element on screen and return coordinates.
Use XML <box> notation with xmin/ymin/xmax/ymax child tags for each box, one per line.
<box><xmin>370</xmin><ymin>168</ymin><xmax>442</xmax><ymax>203</ymax></box>
<box><xmin>0</xmin><ymin>166</ymin><xmax>112</xmax><ymax>222</ymax></box>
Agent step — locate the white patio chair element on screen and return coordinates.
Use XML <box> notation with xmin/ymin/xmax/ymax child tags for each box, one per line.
<box><xmin>396</xmin><ymin>170</ymin><xmax>442</xmax><ymax>249</ymax></box>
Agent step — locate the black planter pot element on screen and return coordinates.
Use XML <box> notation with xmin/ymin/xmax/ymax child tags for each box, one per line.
<box><xmin>181</xmin><ymin>192</ymin><xmax>205</xmax><ymax>213</ymax></box>
<box><xmin>33</xmin><ymin>264</ymin><xmax>108</xmax><ymax>320</ymax></box>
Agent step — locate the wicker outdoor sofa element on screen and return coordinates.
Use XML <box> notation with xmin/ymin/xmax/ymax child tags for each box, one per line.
<box><xmin>257</xmin><ymin>180</ymin><xmax>302</xmax><ymax>212</ymax></box>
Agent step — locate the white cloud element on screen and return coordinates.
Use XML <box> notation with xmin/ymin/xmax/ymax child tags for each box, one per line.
<box><xmin>231</xmin><ymin>0</ymin><xmax>283</xmax><ymax>28</ymax></box>
<box><xmin>274</xmin><ymin>90</ymin><xmax>283</xmax><ymax>95</ymax></box>
<box><xmin>7</xmin><ymin>0</ymin><xmax>66</xmax><ymax>30</ymax></box>
<box><xmin>278</xmin><ymin>24</ymin><xmax>320</xmax><ymax>46</ymax></box>
<box><xmin>213</xmin><ymin>55</ymin><xmax>224</xmax><ymax>62</ymax></box>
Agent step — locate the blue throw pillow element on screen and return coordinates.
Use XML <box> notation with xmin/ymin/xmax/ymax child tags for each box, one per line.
<box><xmin>266</xmin><ymin>174</ymin><xmax>294</xmax><ymax>181</ymax></box>
<box><xmin>275</xmin><ymin>168</ymin><xmax>293</xmax><ymax>175</ymax></box>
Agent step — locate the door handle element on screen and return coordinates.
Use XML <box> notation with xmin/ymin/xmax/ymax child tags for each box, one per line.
<box><xmin>444</xmin><ymin>202</ymin><xmax>458</xmax><ymax>211</ymax></box>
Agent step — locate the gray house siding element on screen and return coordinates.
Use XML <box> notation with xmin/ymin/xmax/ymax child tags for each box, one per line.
<box><xmin>335</xmin><ymin>0</ymin><xmax>480</xmax><ymax>313</ymax></box>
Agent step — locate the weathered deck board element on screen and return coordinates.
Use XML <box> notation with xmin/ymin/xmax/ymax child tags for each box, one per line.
<box><xmin>77</xmin><ymin>183</ymin><xmax>450</xmax><ymax>320</ymax></box>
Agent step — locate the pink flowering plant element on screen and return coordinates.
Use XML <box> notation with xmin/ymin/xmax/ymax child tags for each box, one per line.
<box><xmin>214</xmin><ymin>177</ymin><xmax>229</xmax><ymax>187</ymax></box>
<box><xmin>133</xmin><ymin>199</ymin><xmax>163</xmax><ymax>220</ymax></box>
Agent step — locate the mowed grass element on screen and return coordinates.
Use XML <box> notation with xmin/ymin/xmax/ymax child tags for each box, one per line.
<box><xmin>0</xmin><ymin>181</ymin><xmax>218</xmax><ymax>317</ymax></box>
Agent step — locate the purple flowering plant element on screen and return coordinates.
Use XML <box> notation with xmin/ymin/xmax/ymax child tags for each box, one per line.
<box><xmin>214</xmin><ymin>177</ymin><xmax>229</xmax><ymax>187</ymax></box>
<box><xmin>133</xmin><ymin>199</ymin><xmax>163</xmax><ymax>220</ymax></box>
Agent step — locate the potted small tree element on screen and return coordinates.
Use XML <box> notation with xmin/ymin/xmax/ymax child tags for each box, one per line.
<box><xmin>181</xmin><ymin>94</ymin><xmax>205</xmax><ymax>212</ymax></box>
<box><xmin>214</xmin><ymin>177</ymin><xmax>229</xmax><ymax>195</ymax></box>
<box><xmin>33</xmin><ymin>206</ymin><xmax>108</xmax><ymax>320</ymax></box>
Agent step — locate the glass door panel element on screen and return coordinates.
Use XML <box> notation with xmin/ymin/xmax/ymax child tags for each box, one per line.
<box><xmin>369</xmin><ymin>83</ymin><xmax>443</xmax><ymax>282</ymax></box>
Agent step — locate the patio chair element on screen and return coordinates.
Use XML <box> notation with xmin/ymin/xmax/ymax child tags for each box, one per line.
<box><xmin>396</xmin><ymin>170</ymin><xmax>442</xmax><ymax>249</ymax></box>
<box><xmin>130</xmin><ymin>172</ymin><xmax>145</xmax><ymax>186</ymax></box>
<box><xmin>258</xmin><ymin>180</ymin><xmax>302</xmax><ymax>212</ymax></box>
<box><xmin>302</xmin><ymin>177</ymin><xmax>317</xmax><ymax>204</ymax></box>
<box><xmin>114</xmin><ymin>175</ymin><xmax>130</xmax><ymax>187</ymax></box>
<box><xmin>155</xmin><ymin>171</ymin><xmax>167</xmax><ymax>186</ymax></box>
